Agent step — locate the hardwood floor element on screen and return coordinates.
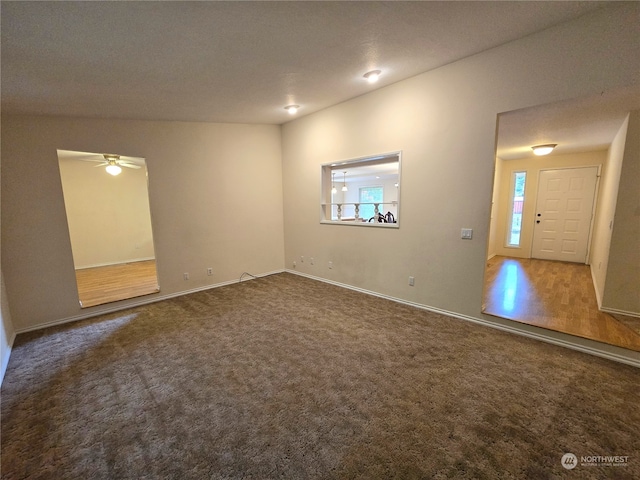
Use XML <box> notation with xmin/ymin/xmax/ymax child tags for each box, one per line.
<box><xmin>483</xmin><ymin>256</ymin><xmax>640</xmax><ymax>351</ymax></box>
<box><xmin>75</xmin><ymin>260</ymin><xmax>159</xmax><ymax>308</ymax></box>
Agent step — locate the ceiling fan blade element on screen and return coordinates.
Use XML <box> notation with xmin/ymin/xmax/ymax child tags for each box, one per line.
<box><xmin>93</xmin><ymin>162</ymin><xmax>109</xmax><ymax>167</ymax></box>
<box><xmin>58</xmin><ymin>150</ymin><xmax>145</xmax><ymax>167</ymax></box>
<box><xmin>58</xmin><ymin>150</ymin><xmax>104</xmax><ymax>162</ymax></box>
<box><xmin>119</xmin><ymin>156</ymin><xmax>145</xmax><ymax>166</ymax></box>
<box><xmin>77</xmin><ymin>156</ymin><xmax>106</xmax><ymax>163</ymax></box>
<box><xmin>120</xmin><ymin>162</ymin><xmax>141</xmax><ymax>169</ymax></box>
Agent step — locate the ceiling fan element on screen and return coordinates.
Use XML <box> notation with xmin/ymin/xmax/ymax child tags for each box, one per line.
<box><xmin>58</xmin><ymin>150</ymin><xmax>144</xmax><ymax>176</ymax></box>
<box><xmin>94</xmin><ymin>154</ymin><xmax>141</xmax><ymax>176</ymax></box>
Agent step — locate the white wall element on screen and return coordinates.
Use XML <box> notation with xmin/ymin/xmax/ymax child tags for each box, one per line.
<box><xmin>492</xmin><ymin>151</ymin><xmax>607</xmax><ymax>260</ymax></box>
<box><xmin>1</xmin><ymin>116</ymin><xmax>284</xmax><ymax>331</ymax></box>
<box><xmin>1</xmin><ymin>141</ymin><xmax>15</xmax><ymax>384</ymax></box>
<box><xmin>1</xmin><ymin>271</ymin><xmax>16</xmax><ymax>385</ymax></box>
<box><xmin>603</xmin><ymin>110</ymin><xmax>640</xmax><ymax>315</ymax></box>
<box><xmin>281</xmin><ymin>2</ymin><xmax>640</xmax><ymax>353</ymax></box>
<box><xmin>487</xmin><ymin>157</ymin><xmax>502</xmax><ymax>259</ymax></box>
<box><xmin>590</xmin><ymin>115</ymin><xmax>629</xmax><ymax>306</ymax></box>
<box><xmin>59</xmin><ymin>158</ymin><xmax>156</xmax><ymax>269</ymax></box>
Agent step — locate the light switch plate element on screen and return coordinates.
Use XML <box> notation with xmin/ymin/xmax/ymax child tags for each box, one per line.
<box><xmin>461</xmin><ymin>228</ymin><xmax>473</xmax><ymax>239</ymax></box>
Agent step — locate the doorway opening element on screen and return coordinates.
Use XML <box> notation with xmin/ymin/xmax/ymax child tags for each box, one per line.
<box><xmin>482</xmin><ymin>92</ymin><xmax>640</xmax><ymax>351</ymax></box>
<box><xmin>57</xmin><ymin>150</ymin><xmax>160</xmax><ymax>308</ymax></box>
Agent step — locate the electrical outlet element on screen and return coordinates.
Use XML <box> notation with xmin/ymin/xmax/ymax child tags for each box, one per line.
<box><xmin>207</xmin><ymin>267</ymin><xmax>213</xmax><ymax>276</ymax></box>
<box><xmin>183</xmin><ymin>273</ymin><xmax>189</xmax><ymax>280</ymax></box>
<box><xmin>408</xmin><ymin>276</ymin><xmax>415</xmax><ymax>286</ymax></box>
<box><xmin>293</xmin><ymin>261</ymin><xmax>297</xmax><ymax>268</ymax></box>
<box><xmin>300</xmin><ymin>256</ymin><xmax>304</xmax><ymax>263</ymax></box>
<box><xmin>310</xmin><ymin>257</ymin><xmax>314</xmax><ymax>265</ymax></box>
<box><xmin>328</xmin><ymin>261</ymin><xmax>333</xmax><ymax>269</ymax></box>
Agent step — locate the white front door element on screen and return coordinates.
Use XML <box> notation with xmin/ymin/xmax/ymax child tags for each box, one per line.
<box><xmin>531</xmin><ymin>167</ymin><xmax>598</xmax><ymax>263</ymax></box>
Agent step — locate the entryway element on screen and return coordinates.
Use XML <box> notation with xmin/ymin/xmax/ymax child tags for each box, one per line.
<box><xmin>485</xmin><ymin>92</ymin><xmax>639</xmax><ymax>352</ymax></box>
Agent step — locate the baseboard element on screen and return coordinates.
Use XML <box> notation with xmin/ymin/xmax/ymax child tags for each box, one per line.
<box><xmin>14</xmin><ymin>269</ymin><xmax>285</xmax><ymax>335</ymax></box>
<box><xmin>487</xmin><ymin>253</ymin><xmax>496</xmax><ymax>261</ymax></box>
<box><xmin>13</xmin><ymin>268</ymin><xmax>638</xmax><ymax>368</ymax></box>
<box><xmin>601</xmin><ymin>307</ymin><xmax>640</xmax><ymax>319</ymax></box>
<box><xmin>1</xmin><ymin>331</ymin><xmax>16</xmax><ymax>386</ymax></box>
<box><xmin>285</xmin><ymin>269</ymin><xmax>640</xmax><ymax>368</ymax></box>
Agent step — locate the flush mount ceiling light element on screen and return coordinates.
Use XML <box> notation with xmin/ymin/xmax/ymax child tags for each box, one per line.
<box><xmin>284</xmin><ymin>104</ymin><xmax>299</xmax><ymax>115</ymax></box>
<box><xmin>363</xmin><ymin>70</ymin><xmax>381</xmax><ymax>84</ymax></box>
<box><xmin>531</xmin><ymin>144</ymin><xmax>557</xmax><ymax>156</ymax></box>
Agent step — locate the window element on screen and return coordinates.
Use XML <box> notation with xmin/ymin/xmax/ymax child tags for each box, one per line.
<box><xmin>507</xmin><ymin>171</ymin><xmax>526</xmax><ymax>247</ymax></box>
<box><xmin>321</xmin><ymin>152</ymin><xmax>400</xmax><ymax>227</ymax></box>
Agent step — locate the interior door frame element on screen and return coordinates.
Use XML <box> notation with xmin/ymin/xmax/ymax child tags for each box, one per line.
<box><xmin>530</xmin><ymin>165</ymin><xmax>601</xmax><ymax>264</ymax></box>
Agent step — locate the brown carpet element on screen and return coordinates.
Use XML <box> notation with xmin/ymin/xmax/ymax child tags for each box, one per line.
<box><xmin>2</xmin><ymin>273</ymin><xmax>639</xmax><ymax>479</ymax></box>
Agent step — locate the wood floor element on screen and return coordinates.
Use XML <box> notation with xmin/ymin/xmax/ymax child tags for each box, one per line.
<box><xmin>483</xmin><ymin>256</ymin><xmax>640</xmax><ymax>352</ymax></box>
<box><xmin>75</xmin><ymin>260</ymin><xmax>159</xmax><ymax>308</ymax></box>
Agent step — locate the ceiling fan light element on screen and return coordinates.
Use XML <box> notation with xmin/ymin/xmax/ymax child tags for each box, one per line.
<box><xmin>285</xmin><ymin>104</ymin><xmax>299</xmax><ymax>115</ymax></box>
<box><xmin>532</xmin><ymin>144</ymin><xmax>557</xmax><ymax>156</ymax></box>
<box><xmin>106</xmin><ymin>164</ymin><xmax>122</xmax><ymax>176</ymax></box>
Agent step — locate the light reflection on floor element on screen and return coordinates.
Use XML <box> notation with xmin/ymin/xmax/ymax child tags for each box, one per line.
<box><xmin>485</xmin><ymin>258</ymin><xmax>546</xmax><ymax>321</ymax></box>
<box><xmin>502</xmin><ymin>262</ymin><xmax>518</xmax><ymax>313</ymax></box>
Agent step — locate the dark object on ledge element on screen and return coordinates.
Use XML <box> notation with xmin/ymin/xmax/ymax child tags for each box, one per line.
<box><xmin>368</xmin><ymin>213</ymin><xmax>387</xmax><ymax>223</ymax></box>
<box><xmin>385</xmin><ymin>211</ymin><xmax>396</xmax><ymax>223</ymax></box>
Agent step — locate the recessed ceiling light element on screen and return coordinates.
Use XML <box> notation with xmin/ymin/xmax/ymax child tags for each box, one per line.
<box><xmin>532</xmin><ymin>144</ymin><xmax>557</xmax><ymax>156</ymax></box>
<box><xmin>284</xmin><ymin>104</ymin><xmax>299</xmax><ymax>115</ymax></box>
<box><xmin>363</xmin><ymin>70</ymin><xmax>381</xmax><ymax>84</ymax></box>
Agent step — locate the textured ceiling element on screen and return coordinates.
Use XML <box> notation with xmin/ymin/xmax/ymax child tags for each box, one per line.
<box><xmin>1</xmin><ymin>1</ymin><xmax>613</xmax><ymax>125</ymax></box>
<box><xmin>496</xmin><ymin>85</ymin><xmax>640</xmax><ymax>160</ymax></box>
